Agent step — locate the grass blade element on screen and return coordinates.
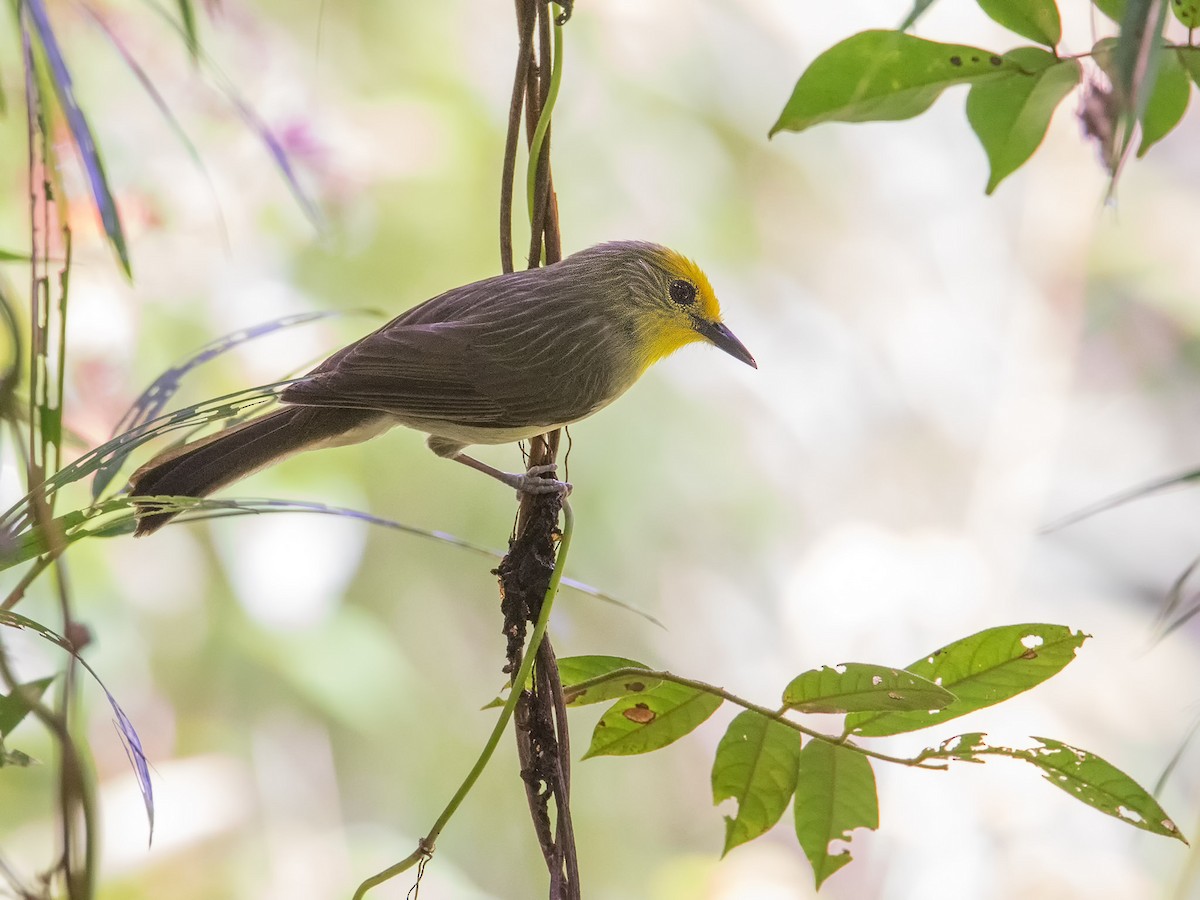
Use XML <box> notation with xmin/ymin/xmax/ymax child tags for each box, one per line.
<box><xmin>175</xmin><ymin>0</ymin><xmax>199</xmax><ymax>60</ymax></box>
<box><xmin>140</xmin><ymin>0</ymin><xmax>323</xmax><ymax>230</ymax></box>
<box><xmin>80</xmin><ymin>3</ymin><xmax>227</xmax><ymax>253</ymax></box>
<box><xmin>0</xmin><ymin>610</ymin><xmax>153</xmax><ymax>839</ymax></box>
<box><xmin>22</xmin><ymin>0</ymin><xmax>131</xmax><ymax>276</ymax></box>
<box><xmin>92</xmin><ymin>311</ymin><xmax>374</xmax><ymax>498</ymax></box>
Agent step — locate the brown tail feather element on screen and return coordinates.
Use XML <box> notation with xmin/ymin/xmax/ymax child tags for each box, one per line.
<box><xmin>128</xmin><ymin>406</ymin><xmax>383</xmax><ymax>536</ymax></box>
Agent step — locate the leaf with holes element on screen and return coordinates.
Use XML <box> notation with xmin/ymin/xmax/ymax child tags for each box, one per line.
<box><xmin>584</xmin><ymin>681</ymin><xmax>722</xmax><ymax>758</ymax></box>
<box><xmin>783</xmin><ymin>663</ymin><xmax>954</xmax><ymax>714</ymax></box>
<box><xmin>976</xmin><ymin>0</ymin><xmax>1062</xmax><ymax>45</ymax></box>
<box><xmin>1022</xmin><ymin>737</ymin><xmax>1186</xmax><ymax>841</ymax></box>
<box><xmin>928</xmin><ymin>733</ymin><xmax>1186</xmax><ymax>842</ymax></box>
<box><xmin>558</xmin><ymin>655</ymin><xmax>660</xmax><ymax>707</ymax></box>
<box><xmin>846</xmin><ymin>624</ymin><xmax>1087</xmax><ymax>737</ymax></box>
<box><xmin>967</xmin><ymin>48</ymin><xmax>1081</xmax><ymax>193</ymax></box>
<box><xmin>770</xmin><ymin>30</ymin><xmax>1015</xmax><ymax>135</ymax></box>
<box><xmin>712</xmin><ymin>710</ymin><xmax>801</xmax><ymax>854</ymax></box>
<box><xmin>794</xmin><ymin>740</ymin><xmax>878</xmax><ymax>889</ymax></box>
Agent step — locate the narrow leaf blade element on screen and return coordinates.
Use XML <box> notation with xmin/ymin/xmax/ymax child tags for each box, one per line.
<box><xmin>783</xmin><ymin>662</ymin><xmax>954</xmax><ymax>714</ymax></box>
<box><xmin>794</xmin><ymin>740</ymin><xmax>878</xmax><ymax>889</ymax></box>
<box><xmin>23</xmin><ymin>0</ymin><xmax>131</xmax><ymax>276</ymax></box>
<box><xmin>712</xmin><ymin>710</ymin><xmax>801</xmax><ymax>854</ymax></box>
<box><xmin>0</xmin><ymin>611</ymin><xmax>153</xmax><ymax>839</ymax></box>
<box><xmin>176</xmin><ymin>0</ymin><xmax>199</xmax><ymax>59</ymax></box>
<box><xmin>584</xmin><ymin>682</ymin><xmax>722</xmax><ymax>758</ymax></box>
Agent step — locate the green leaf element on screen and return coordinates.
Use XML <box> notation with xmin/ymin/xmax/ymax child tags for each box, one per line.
<box><xmin>1181</xmin><ymin>47</ymin><xmax>1200</xmax><ymax>88</ymax></box>
<box><xmin>1024</xmin><ymin>737</ymin><xmax>1186</xmax><ymax>841</ymax></box>
<box><xmin>1</xmin><ymin>747</ymin><xmax>37</xmax><ymax>767</ymax></box>
<box><xmin>712</xmin><ymin>711</ymin><xmax>801</xmax><ymax>855</ymax></box>
<box><xmin>0</xmin><ymin>676</ymin><xmax>54</xmax><ymax>736</ymax></box>
<box><xmin>770</xmin><ymin>30</ymin><xmax>1015</xmax><ymax>136</ymax></box>
<box><xmin>1112</xmin><ymin>0</ymin><xmax>1171</xmax><ymax>123</ymax></box>
<box><xmin>967</xmin><ymin>48</ymin><xmax>1081</xmax><ymax>193</ymax></box>
<box><xmin>584</xmin><ymin>681</ymin><xmax>722</xmax><ymax>758</ymax></box>
<box><xmin>1138</xmin><ymin>47</ymin><xmax>1190</xmax><ymax>156</ymax></box>
<box><xmin>176</xmin><ymin>0</ymin><xmax>199</xmax><ymax>59</ymax></box>
<box><xmin>782</xmin><ymin>663</ymin><xmax>954</xmax><ymax>714</ymax></box>
<box><xmin>846</xmin><ymin>624</ymin><xmax>1088</xmax><ymax>737</ymax></box>
<box><xmin>1094</xmin><ymin>0</ymin><xmax>1128</xmax><ymax>21</ymax></box>
<box><xmin>794</xmin><ymin>740</ymin><xmax>878</xmax><ymax>889</ymax></box>
<box><xmin>976</xmin><ymin>0</ymin><xmax>1062</xmax><ymax>45</ymax></box>
<box><xmin>899</xmin><ymin>0</ymin><xmax>940</xmax><ymax>31</ymax></box>
<box><xmin>1172</xmin><ymin>0</ymin><xmax>1200</xmax><ymax>27</ymax></box>
<box><xmin>558</xmin><ymin>655</ymin><xmax>660</xmax><ymax>707</ymax></box>
<box><xmin>930</xmin><ymin>734</ymin><xmax>1186</xmax><ymax>842</ymax></box>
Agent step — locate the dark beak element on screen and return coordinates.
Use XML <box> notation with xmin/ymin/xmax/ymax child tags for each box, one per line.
<box><xmin>696</xmin><ymin>320</ymin><xmax>757</xmax><ymax>369</ymax></box>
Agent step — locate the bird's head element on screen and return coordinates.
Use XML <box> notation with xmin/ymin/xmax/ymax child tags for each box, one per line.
<box><xmin>574</xmin><ymin>241</ymin><xmax>757</xmax><ymax>374</ymax></box>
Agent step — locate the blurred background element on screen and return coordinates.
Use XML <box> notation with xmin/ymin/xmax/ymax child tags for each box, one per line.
<box><xmin>2</xmin><ymin>0</ymin><xmax>1200</xmax><ymax>897</ymax></box>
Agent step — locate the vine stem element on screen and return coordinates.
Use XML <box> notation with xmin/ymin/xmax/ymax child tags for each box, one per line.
<box><xmin>566</xmin><ymin>667</ymin><xmax>949</xmax><ymax>771</ymax></box>
<box><xmin>525</xmin><ymin>18</ymin><xmax>563</xmax><ymax>222</ymax></box>
<box><xmin>351</xmin><ymin>501</ymin><xmax>576</xmax><ymax>900</ymax></box>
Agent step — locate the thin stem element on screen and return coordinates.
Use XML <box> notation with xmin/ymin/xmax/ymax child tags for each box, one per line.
<box><xmin>500</xmin><ymin>0</ymin><xmax>536</xmax><ymax>274</ymax></box>
<box><xmin>352</xmin><ymin>501</ymin><xmax>576</xmax><ymax>900</ymax></box>
<box><xmin>566</xmin><ymin>667</ymin><xmax>949</xmax><ymax>771</ymax></box>
<box><xmin>525</xmin><ymin>18</ymin><xmax>563</xmax><ymax>223</ymax></box>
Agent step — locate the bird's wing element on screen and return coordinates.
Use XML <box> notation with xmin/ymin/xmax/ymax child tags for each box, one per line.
<box><xmin>280</xmin><ymin>306</ymin><xmax>622</xmax><ymax>430</ymax></box>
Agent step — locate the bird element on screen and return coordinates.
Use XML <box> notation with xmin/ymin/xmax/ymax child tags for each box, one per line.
<box><xmin>128</xmin><ymin>241</ymin><xmax>756</xmax><ymax>535</ymax></box>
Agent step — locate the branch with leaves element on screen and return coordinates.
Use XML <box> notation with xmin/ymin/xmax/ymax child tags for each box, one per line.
<box><xmin>538</xmin><ymin>623</ymin><xmax>1184</xmax><ymax>888</ymax></box>
<box><xmin>771</xmin><ymin>0</ymin><xmax>1200</xmax><ymax>193</ymax></box>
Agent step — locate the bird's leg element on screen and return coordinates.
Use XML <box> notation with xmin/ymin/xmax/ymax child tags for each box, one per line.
<box><xmin>452</xmin><ymin>453</ymin><xmax>572</xmax><ymax>496</ymax></box>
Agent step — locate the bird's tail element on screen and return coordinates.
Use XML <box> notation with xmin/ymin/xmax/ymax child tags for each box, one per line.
<box><xmin>128</xmin><ymin>406</ymin><xmax>383</xmax><ymax>536</ymax></box>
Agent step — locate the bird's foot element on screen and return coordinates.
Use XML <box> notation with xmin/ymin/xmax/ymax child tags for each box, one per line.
<box><xmin>510</xmin><ymin>463</ymin><xmax>572</xmax><ymax>497</ymax></box>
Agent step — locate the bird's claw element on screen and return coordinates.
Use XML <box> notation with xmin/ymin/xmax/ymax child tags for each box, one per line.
<box><xmin>514</xmin><ymin>463</ymin><xmax>572</xmax><ymax>497</ymax></box>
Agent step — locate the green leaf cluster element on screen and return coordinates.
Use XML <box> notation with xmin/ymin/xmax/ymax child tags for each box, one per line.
<box><xmin>772</xmin><ymin>1</ymin><xmax>1200</xmax><ymax>191</ymax></box>
<box><xmin>559</xmin><ymin>623</ymin><xmax>1183</xmax><ymax>891</ymax></box>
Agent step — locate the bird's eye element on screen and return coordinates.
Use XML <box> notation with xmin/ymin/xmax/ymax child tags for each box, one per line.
<box><xmin>669</xmin><ymin>279</ymin><xmax>696</xmax><ymax>306</ymax></box>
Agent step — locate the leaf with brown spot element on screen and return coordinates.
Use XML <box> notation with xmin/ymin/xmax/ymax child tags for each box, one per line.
<box><xmin>584</xmin><ymin>681</ymin><xmax>723</xmax><ymax>758</ymax></box>
<box><xmin>771</xmin><ymin>30</ymin><xmax>1016</xmax><ymax>136</ymax></box>
<box><xmin>558</xmin><ymin>655</ymin><xmax>660</xmax><ymax>707</ymax></box>
<box><xmin>622</xmin><ymin>703</ymin><xmax>656</xmax><ymax>725</ymax></box>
